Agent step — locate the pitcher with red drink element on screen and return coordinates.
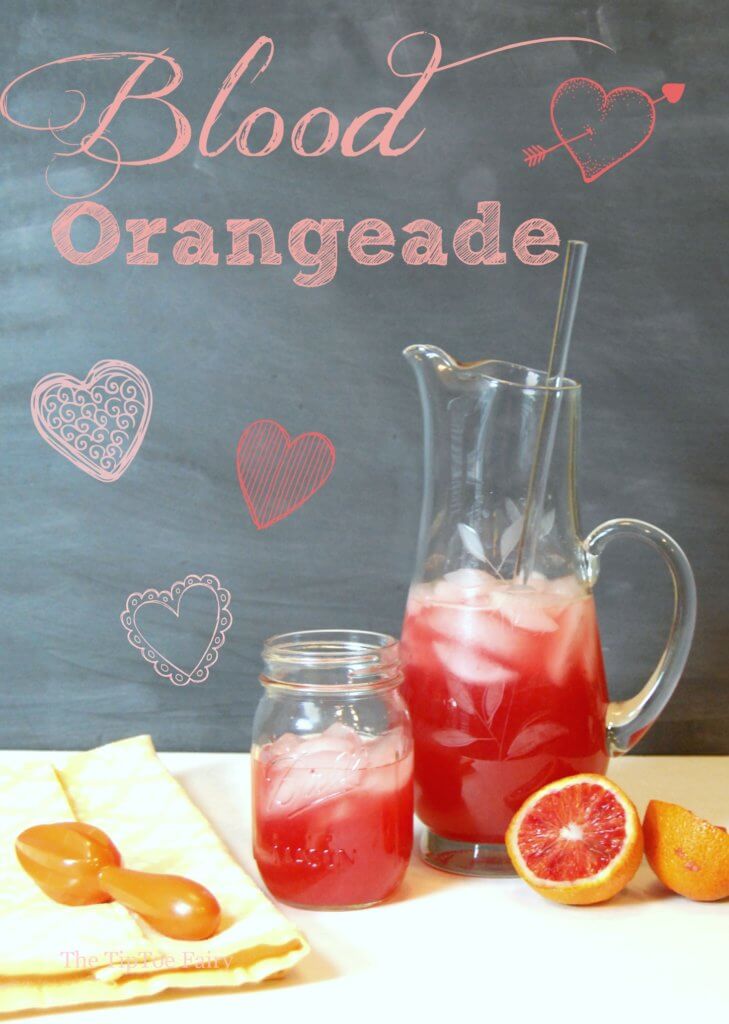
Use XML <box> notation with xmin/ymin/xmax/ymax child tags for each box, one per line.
<box><xmin>401</xmin><ymin>345</ymin><xmax>696</xmax><ymax>875</ymax></box>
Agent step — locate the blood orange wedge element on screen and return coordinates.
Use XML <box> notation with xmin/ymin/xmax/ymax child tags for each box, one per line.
<box><xmin>643</xmin><ymin>800</ymin><xmax>729</xmax><ymax>901</ymax></box>
<box><xmin>506</xmin><ymin>774</ymin><xmax>643</xmax><ymax>905</ymax></box>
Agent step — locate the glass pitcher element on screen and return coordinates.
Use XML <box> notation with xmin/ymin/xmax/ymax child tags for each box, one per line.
<box><xmin>400</xmin><ymin>345</ymin><xmax>696</xmax><ymax>876</ymax></box>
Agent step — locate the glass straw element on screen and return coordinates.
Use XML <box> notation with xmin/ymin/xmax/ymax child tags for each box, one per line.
<box><xmin>513</xmin><ymin>240</ymin><xmax>588</xmax><ymax>582</ymax></box>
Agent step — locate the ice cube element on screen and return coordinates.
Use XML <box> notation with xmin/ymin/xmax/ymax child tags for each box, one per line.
<box><xmin>433</xmin><ymin>641</ymin><xmax>518</xmax><ymax>685</ymax></box>
<box><xmin>427</xmin><ymin>604</ymin><xmax>488</xmax><ymax>644</ymax></box>
<box><xmin>546</xmin><ymin>599</ymin><xmax>588</xmax><ymax>683</ymax></box>
<box><xmin>362</xmin><ymin>751</ymin><xmax>414</xmax><ymax>799</ymax></box>
<box><xmin>490</xmin><ymin>587</ymin><xmax>559</xmax><ymax>632</ymax></box>
<box><xmin>261</xmin><ymin>731</ymin><xmax>299</xmax><ymax>764</ymax></box>
<box><xmin>470</xmin><ymin>610</ymin><xmax>524</xmax><ymax>661</ymax></box>
<box><xmin>578</xmin><ymin>601</ymin><xmax>603</xmax><ymax>679</ymax></box>
<box><xmin>369</xmin><ymin>726</ymin><xmax>410</xmax><ymax>768</ymax></box>
<box><xmin>431</xmin><ymin>578</ymin><xmax>470</xmax><ymax>604</ymax></box>
<box><xmin>302</xmin><ymin>721</ymin><xmax>359</xmax><ymax>754</ymax></box>
<box><xmin>264</xmin><ymin>724</ymin><xmax>369</xmax><ymax>815</ymax></box>
<box><xmin>548</xmin><ymin>575</ymin><xmax>585</xmax><ymax>602</ymax></box>
<box><xmin>298</xmin><ymin>724</ymin><xmax>367</xmax><ymax>769</ymax></box>
<box><xmin>269</xmin><ymin>758</ymin><xmax>357</xmax><ymax>816</ymax></box>
<box><xmin>431</xmin><ymin>568</ymin><xmax>499</xmax><ymax>605</ymax></box>
<box><xmin>443</xmin><ymin>568</ymin><xmax>496</xmax><ymax>593</ymax></box>
<box><xmin>405</xmin><ymin>583</ymin><xmax>430</xmax><ymax>615</ymax></box>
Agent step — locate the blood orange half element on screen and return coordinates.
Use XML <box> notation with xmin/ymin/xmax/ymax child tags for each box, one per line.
<box><xmin>506</xmin><ymin>774</ymin><xmax>643</xmax><ymax>905</ymax></box>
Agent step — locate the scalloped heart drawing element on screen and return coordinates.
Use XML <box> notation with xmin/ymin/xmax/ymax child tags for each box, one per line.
<box><xmin>550</xmin><ymin>77</ymin><xmax>656</xmax><ymax>183</ymax></box>
<box><xmin>120</xmin><ymin>574</ymin><xmax>233</xmax><ymax>686</ymax></box>
<box><xmin>31</xmin><ymin>360</ymin><xmax>152</xmax><ymax>482</ymax></box>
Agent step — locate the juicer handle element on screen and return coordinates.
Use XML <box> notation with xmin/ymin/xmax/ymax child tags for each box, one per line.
<box><xmin>584</xmin><ymin>518</ymin><xmax>697</xmax><ymax>755</ymax></box>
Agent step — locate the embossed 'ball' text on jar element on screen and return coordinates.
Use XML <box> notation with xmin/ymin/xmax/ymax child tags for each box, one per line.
<box><xmin>251</xmin><ymin>630</ymin><xmax>414</xmax><ymax>910</ymax></box>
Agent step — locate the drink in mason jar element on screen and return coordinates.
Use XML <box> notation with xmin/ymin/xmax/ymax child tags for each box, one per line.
<box><xmin>400</xmin><ymin>568</ymin><xmax>609</xmax><ymax>845</ymax></box>
<box><xmin>253</xmin><ymin>722</ymin><xmax>413</xmax><ymax>908</ymax></box>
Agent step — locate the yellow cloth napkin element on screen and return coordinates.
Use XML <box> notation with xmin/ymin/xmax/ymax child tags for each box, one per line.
<box><xmin>0</xmin><ymin>736</ymin><xmax>308</xmax><ymax>1014</ymax></box>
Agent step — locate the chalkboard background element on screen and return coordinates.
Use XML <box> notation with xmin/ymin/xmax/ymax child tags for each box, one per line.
<box><xmin>1</xmin><ymin>0</ymin><xmax>726</xmax><ymax>752</ymax></box>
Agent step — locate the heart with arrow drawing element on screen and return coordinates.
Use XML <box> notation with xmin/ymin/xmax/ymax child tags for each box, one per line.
<box><xmin>523</xmin><ymin>78</ymin><xmax>685</xmax><ymax>183</ymax></box>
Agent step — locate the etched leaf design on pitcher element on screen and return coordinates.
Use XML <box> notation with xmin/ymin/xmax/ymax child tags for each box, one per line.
<box><xmin>458</xmin><ymin>501</ymin><xmax>555</xmax><ymax>579</ymax></box>
<box><xmin>506</xmin><ymin>717</ymin><xmax>570</xmax><ymax>758</ymax></box>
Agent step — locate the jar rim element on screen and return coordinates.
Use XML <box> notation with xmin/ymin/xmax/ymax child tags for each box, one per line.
<box><xmin>260</xmin><ymin>629</ymin><xmax>402</xmax><ymax>692</ymax></box>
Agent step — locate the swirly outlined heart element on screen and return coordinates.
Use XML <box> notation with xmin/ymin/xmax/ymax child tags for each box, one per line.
<box><xmin>31</xmin><ymin>359</ymin><xmax>152</xmax><ymax>482</ymax></box>
<box><xmin>236</xmin><ymin>419</ymin><xmax>336</xmax><ymax>530</ymax></box>
<box><xmin>120</xmin><ymin>574</ymin><xmax>233</xmax><ymax>686</ymax></box>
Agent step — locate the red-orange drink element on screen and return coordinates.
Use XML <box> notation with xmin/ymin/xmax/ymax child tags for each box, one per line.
<box><xmin>253</xmin><ymin>724</ymin><xmax>413</xmax><ymax>908</ymax></box>
<box><xmin>401</xmin><ymin>569</ymin><xmax>609</xmax><ymax>844</ymax></box>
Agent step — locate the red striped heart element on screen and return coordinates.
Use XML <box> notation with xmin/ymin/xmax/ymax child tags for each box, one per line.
<box><xmin>236</xmin><ymin>419</ymin><xmax>335</xmax><ymax>530</ymax></box>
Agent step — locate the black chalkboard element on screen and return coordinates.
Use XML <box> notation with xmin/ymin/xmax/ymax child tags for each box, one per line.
<box><xmin>1</xmin><ymin>0</ymin><xmax>726</xmax><ymax>753</ymax></box>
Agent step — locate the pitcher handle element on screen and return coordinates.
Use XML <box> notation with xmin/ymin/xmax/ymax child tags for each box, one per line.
<box><xmin>584</xmin><ymin>518</ymin><xmax>697</xmax><ymax>755</ymax></box>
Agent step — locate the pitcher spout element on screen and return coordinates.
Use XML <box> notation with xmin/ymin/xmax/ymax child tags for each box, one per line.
<box><xmin>403</xmin><ymin>345</ymin><xmax>460</xmax><ymax>405</ymax></box>
<box><xmin>403</xmin><ymin>344</ymin><xmax>458</xmax><ymax>374</ymax></box>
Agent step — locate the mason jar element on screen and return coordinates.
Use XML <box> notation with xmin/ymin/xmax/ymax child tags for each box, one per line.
<box><xmin>251</xmin><ymin>630</ymin><xmax>413</xmax><ymax>910</ymax></box>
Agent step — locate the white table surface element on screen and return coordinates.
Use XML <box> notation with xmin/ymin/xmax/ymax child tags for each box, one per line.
<box><xmin>2</xmin><ymin>752</ymin><xmax>727</xmax><ymax>1022</ymax></box>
